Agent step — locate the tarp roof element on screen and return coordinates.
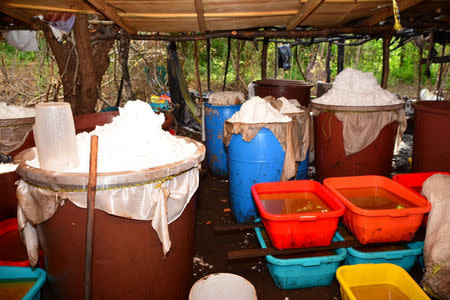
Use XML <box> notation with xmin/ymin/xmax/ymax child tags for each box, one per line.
<box><xmin>0</xmin><ymin>0</ymin><xmax>449</xmax><ymax>34</ymax></box>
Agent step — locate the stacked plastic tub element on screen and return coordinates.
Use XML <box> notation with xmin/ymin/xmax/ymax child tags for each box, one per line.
<box><xmin>251</xmin><ymin>180</ymin><xmax>346</xmax><ymax>289</ymax></box>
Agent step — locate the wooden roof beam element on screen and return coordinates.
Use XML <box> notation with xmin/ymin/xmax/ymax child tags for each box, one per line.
<box><xmin>286</xmin><ymin>0</ymin><xmax>324</xmax><ymax>30</ymax></box>
<box><xmin>194</xmin><ymin>0</ymin><xmax>206</xmax><ymax>33</ymax></box>
<box><xmin>362</xmin><ymin>0</ymin><xmax>425</xmax><ymax>26</ymax></box>
<box><xmin>85</xmin><ymin>0</ymin><xmax>135</xmax><ymax>33</ymax></box>
<box><xmin>0</xmin><ymin>3</ymin><xmax>33</xmax><ymax>24</ymax></box>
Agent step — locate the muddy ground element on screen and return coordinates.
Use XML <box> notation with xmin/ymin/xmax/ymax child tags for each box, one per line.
<box><xmin>190</xmin><ymin>129</ymin><xmax>425</xmax><ymax>300</ymax></box>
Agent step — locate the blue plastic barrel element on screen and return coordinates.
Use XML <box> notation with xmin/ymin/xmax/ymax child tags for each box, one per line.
<box><xmin>295</xmin><ymin>151</ymin><xmax>310</xmax><ymax>180</ymax></box>
<box><xmin>204</xmin><ymin>103</ymin><xmax>241</xmax><ymax>177</ymax></box>
<box><xmin>227</xmin><ymin>128</ymin><xmax>285</xmax><ymax>223</ymax></box>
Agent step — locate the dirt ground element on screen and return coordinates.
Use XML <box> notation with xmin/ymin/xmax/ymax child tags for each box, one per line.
<box><xmin>185</xmin><ymin>127</ymin><xmax>425</xmax><ymax>300</ymax></box>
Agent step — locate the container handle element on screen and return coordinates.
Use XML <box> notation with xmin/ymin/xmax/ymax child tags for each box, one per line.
<box><xmin>298</xmin><ymin>215</ymin><xmax>318</xmax><ymax>221</ymax></box>
<box><xmin>302</xmin><ymin>260</ymin><xmax>322</xmax><ymax>267</ymax></box>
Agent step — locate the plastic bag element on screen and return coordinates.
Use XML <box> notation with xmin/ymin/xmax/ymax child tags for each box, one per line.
<box><xmin>422</xmin><ymin>174</ymin><xmax>450</xmax><ymax>299</ymax></box>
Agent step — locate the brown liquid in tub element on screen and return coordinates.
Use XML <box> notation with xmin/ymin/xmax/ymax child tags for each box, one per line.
<box><xmin>259</xmin><ymin>192</ymin><xmax>331</xmax><ymax>215</ymax></box>
<box><xmin>337</xmin><ymin>187</ymin><xmax>416</xmax><ymax>210</ymax></box>
<box><xmin>0</xmin><ymin>279</ymin><xmax>36</xmax><ymax>299</ymax></box>
<box><xmin>350</xmin><ymin>284</ymin><xmax>410</xmax><ymax>300</ymax></box>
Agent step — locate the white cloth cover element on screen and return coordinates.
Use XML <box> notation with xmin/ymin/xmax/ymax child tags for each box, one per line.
<box><xmin>3</xmin><ymin>31</ymin><xmax>39</xmax><ymax>52</ymax></box>
<box><xmin>422</xmin><ymin>174</ymin><xmax>450</xmax><ymax>300</ymax></box>
<box><xmin>208</xmin><ymin>91</ymin><xmax>245</xmax><ymax>106</ymax></box>
<box><xmin>16</xmin><ymin>166</ymin><xmax>199</xmax><ymax>266</ymax></box>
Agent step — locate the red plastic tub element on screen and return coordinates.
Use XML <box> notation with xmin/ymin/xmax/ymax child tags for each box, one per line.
<box><xmin>251</xmin><ymin>180</ymin><xmax>345</xmax><ymax>249</ymax></box>
<box><xmin>393</xmin><ymin>172</ymin><xmax>449</xmax><ymax>226</ymax></box>
<box><xmin>324</xmin><ymin>176</ymin><xmax>431</xmax><ymax>244</ymax></box>
<box><xmin>0</xmin><ymin>218</ymin><xmax>30</xmax><ymax>267</ymax></box>
<box><xmin>392</xmin><ymin>172</ymin><xmax>450</xmax><ymax>194</ymax></box>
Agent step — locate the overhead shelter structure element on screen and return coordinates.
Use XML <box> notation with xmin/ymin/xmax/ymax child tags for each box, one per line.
<box><xmin>0</xmin><ymin>0</ymin><xmax>449</xmax><ymax>114</ymax></box>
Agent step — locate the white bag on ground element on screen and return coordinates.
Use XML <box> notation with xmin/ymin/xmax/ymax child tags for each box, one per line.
<box><xmin>422</xmin><ymin>174</ymin><xmax>450</xmax><ymax>300</ymax></box>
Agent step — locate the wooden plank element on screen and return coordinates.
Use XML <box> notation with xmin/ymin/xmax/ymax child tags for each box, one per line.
<box><xmin>7</xmin><ymin>0</ymin><xmax>96</xmax><ymax>14</ymax></box>
<box><xmin>121</xmin><ymin>10</ymin><xmax>297</xmax><ymax>18</ymax></box>
<box><xmin>286</xmin><ymin>0</ymin><xmax>325</xmax><ymax>30</ymax></box>
<box><xmin>228</xmin><ymin>239</ymin><xmax>422</xmax><ymax>260</ymax></box>
<box><xmin>0</xmin><ymin>3</ymin><xmax>33</xmax><ymax>24</ymax></box>
<box><xmin>86</xmin><ymin>0</ymin><xmax>135</xmax><ymax>33</ymax></box>
<box><xmin>362</xmin><ymin>0</ymin><xmax>425</xmax><ymax>26</ymax></box>
<box><xmin>194</xmin><ymin>0</ymin><xmax>206</xmax><ymax>33</ymax></box>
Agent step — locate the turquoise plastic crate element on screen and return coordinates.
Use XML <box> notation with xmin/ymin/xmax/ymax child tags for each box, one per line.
<box><xmin>254</xmin><ymin>220</ymin><xmax>346</xmax><ymax>289</ymax></box>
<box><xmin>0</xmin><ymin>266</ymin><xmax>46</xmax><ymax>300</ymax></box>
<box><xmin>345</xmin><ymin>241</ymin><xmax>423</xmax><ymax>272</ymax></box>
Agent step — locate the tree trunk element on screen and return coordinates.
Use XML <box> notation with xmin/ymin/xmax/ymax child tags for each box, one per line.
<box><xmin>118</xmin><ymin>33</ymin><xmax>135</xmax><ymax>101</ymax></box>
<box><xmin>42</xmin><ymin>14</ymin><xmax>117</xmax><ymax>115</ymax></box>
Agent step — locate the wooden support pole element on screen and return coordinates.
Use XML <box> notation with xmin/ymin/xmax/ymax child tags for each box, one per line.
<box><xmin>193</xmin><ymin>0</ymin><xmax>206</xmax><ymax>33</ymax></box>
<box><xmin>417</xmin><ymin>46</ymin><xmax>423</xmax><ymax>100</ymax></box>
<box><xmin>381</xmin><ymin>33</ymin><xmax>392</xmax><ymax>89</ymax></box>
<box><xmin>286</xmin><ymin>0</ymin><xmax>325</xmax><ymax>30</ymax></box>
<box><xmin>274</xmin><ymin>42</ymin><xmax>278</xmax><ymax>78</ymax></box>
<box><xmin>435</xmin><ymin>43</ymin><xmax>446</xmax><ymax>98</ymax></box>
<box><xmin>194</xmin><ymin>40</ymin><xmax>203</xmax><ymax>103</ymax></box>
<box><xmin>337</xmin><ymin>39</ymin><xmax>345</xmax><ymax>74</ymax></box>
<box><xmin>206</xmin><ymin>39</ymin><xmax>211</xmax><ymax>92</ymax></box>
<box><xmin>223</xmin><ymin>37</ymin><xmax>231</xmax><ymax>91</ymax></box>
<box><xmin>86</xmin><ymin>0</ymin><xmax>135</xmax><ymax>33</ymax></box>
<box><xmin>261</xmin><ymin>37</ymin><xmax>269</xmax><ymax>79</ymax></box>
<box><xmin>326</xmin><ymin>41</ymin><xmax>332</xmax><ymax>82</ymax></box>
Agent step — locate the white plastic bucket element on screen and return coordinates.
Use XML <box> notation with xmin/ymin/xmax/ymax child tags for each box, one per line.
<box><xmin>189</xmin><ymin>273</ymin><xmax>257</xmax><ymax>300</ymax></box>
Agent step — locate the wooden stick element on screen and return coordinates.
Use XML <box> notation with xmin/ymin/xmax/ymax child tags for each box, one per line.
<box><xmin>223</xmin><ymin>37</ymin><xmax>231</xmax><ymax>91</ymax></box>
<box><xmin>228</xmin><ymin>239</ymin><xmax>421</xmax><ymax>260</ymax></box>
<box><xmin>84</xmin><ymin>135</ymin><xmax>99</xmax><ymax>300</ymax></box>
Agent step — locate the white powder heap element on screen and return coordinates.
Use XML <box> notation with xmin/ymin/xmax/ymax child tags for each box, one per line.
<box><xmin>277</xmin><ymin>97</ymin><xmax>303</xmax><ymax>114</ymax></box>
<box><xmin>0</xmin><ymin>102</ymin><xmax>35</xmax><ymax>119</ymax></box>
<box><xmin>0</xmin><ymin>163</ymin><xmax>18</xmax><ymax>173</ymax></box>
<box><xmin>228</xmin><ymin>96</ymin><xmax>291</xmax><ymax>123</ymax></box>
<box><xmin>28</xmin><ymin>100</ymin><xmax>197</xmax><ymax>173</ymax></box>
<box><xmin>312</xmin><ymin>68</ymin><xmax>403</xmax><ymax>106</ymax></box>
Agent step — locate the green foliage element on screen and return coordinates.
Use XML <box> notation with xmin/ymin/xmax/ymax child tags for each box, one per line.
<box><xmin>0</xmin><ymin>41</ymin><xmax>36</xmax><ymax>64</ymax></box>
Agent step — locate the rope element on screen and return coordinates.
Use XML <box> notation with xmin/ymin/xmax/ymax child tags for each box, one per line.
<box><xmin>393</xmin><ymin>0</ymin><xmax>403</xmax><ymax>32</ymax></box>
<box><xmin>23</xmin><ymin>167</ymin><xmax>194</xmax><ymax>193</ymax></box>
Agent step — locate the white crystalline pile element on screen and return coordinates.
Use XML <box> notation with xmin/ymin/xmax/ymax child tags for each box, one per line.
<box><xmin>28</xmin><ymin>100</ymin><xmax>197</xmax><ymax>173</ymax></box>
<box><xmin>0</xmin><ymin>163</ymin><xmax>18</xmax><ymax>173</ymax></box>
<box><xmin>277</xmin><ymin>97</ymin><xmax>303</xmax><ymax>114</ymax></box>
<box><xmin>228</xmin><ymin>96</ymin><xmax>291</xmax><ymax>123</ymax></box>
<box><xmin>0</xmin><ymin>102</ymin><xmax>35</xmax><ymax>119</ymax></box>
<box><xmin>312</xmin><ymin>68</ymin><xmax>403</xmax><ymax>106</ymax></box>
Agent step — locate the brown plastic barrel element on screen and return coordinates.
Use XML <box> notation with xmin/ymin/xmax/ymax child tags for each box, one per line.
<box><xmin>253</xmin><ymin>79</ymin><xmax>313</xmax><ymax>107</ymax></box>
<box><xmin>0</xmin><ymin>171</ymin><xmax>19</xmax><ymax>222</ymax></box>
<box><xmin>312</xmin><ymin>103</ymin><xmax>402</xmax><ymax>181</ymax></box>
<box><xmin>412</xmin><ymin>100</ymin><xmax>450</xmax><ymax>172</ymax></box>
<box><xmin>37</xmin><ymin>197</ymin><xmax>196</xmax><ymax>300</ymax></box>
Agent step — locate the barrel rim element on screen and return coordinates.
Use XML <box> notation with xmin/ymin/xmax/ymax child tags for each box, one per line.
<box><xmin>310</xmin><ymin>102</ymin><xmax>404</xmax><ymax>112</ymax></box>
<box><xmin>203</xmin><ymin>102</ymin><xmax>242</xmax><ymax>108</ymax></box>
<box><xmin>253</xmin><ymin>79</ymin><xmax>313</xmax><ymax>88</ymax></box>
<box><xmin>412</xmin><ymin>100</ymin><xmax>450</xmax><ymax>116</ymax></box>
<box><xmin>14</xmin><ymin>136</ymin><xmax>205</xmax><ymax>187</ymax></box>
<box><xmin>0</xmin><ymin>116</ymin><xmax>35</xmax><ymax>126</ymax></box>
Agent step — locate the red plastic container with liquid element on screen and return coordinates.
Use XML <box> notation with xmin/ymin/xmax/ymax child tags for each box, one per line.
<box><xmin>324</xmin><ymin>176</ymin><xmax>431</xmax><ymax>244</ymax></box>
<box><xmin>0</xmin><ymin>218</ymin><xmax>30</xmax><ymax>267</ymax></box>
<box><xmin>251</xmin><ymin>180</ymin><xmax>345</xmax><ymax>249</ymax></box>
<box><xmin>392</xmin><ymin>172</ymin><xmax>450</xmax><ymax>194</ymax></box>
